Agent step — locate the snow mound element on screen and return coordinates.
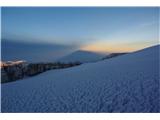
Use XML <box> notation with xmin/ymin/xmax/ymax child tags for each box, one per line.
<box><xmin>1</xmin><ymin>45</ymin><xmax>159</xmax><ymax>112</ymax></box>
<box><xmin>57</xmin><ymin>50</ymin><xmax>105</xmax><ymax>63</ymax></box>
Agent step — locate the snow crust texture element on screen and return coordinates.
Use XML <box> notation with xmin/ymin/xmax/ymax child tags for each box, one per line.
<box><xmin>1</xmin><ymin>45</ymin><xmax>159</xmax><ymax>112</ymax></box>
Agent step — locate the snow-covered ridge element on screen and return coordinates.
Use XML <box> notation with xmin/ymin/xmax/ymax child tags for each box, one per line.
<box><xmin>1</xmin><ymin>61</ymin><xmax>81</xmax><ymax>83</ymax></box>
<box><xmin>1</xmin><ymin>45</ymin><xmax>159</xmax><ymax>112</ymax></box>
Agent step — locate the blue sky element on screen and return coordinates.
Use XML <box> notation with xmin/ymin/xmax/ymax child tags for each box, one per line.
<box><xmin>2</xmin><ymin>7</ymin><xmax>159</xmax><ymax>53</ymax></box>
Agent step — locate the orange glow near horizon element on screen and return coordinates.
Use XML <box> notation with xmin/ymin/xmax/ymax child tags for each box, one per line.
<box><xmin>80</xmin><ymin>41</ymin><xmax>156</xmax><ymax>53</ymax></box>
<box><xmin>81</xmin><ymin>44</ymin><xmax>135</xmax><ymax>53</ymax></box>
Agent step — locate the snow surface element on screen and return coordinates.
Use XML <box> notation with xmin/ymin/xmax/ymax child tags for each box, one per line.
<box><xmin>57</xmin><ymin>50</ymin><xmax>105</xmax><ymax>63</ymax></box>
<box><xmin>1</xmin><ymin>45</ymin><xmax>159</xmax><ymax>112</ymax></box>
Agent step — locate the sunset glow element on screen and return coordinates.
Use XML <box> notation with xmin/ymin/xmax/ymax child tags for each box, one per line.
<box><xmin>81</xmin><ymin>40</ymin><xmax>158</xmax><ymax>53</ymax></box>
<box><xmin>2</xmin><ymin>7</ymin><xmax>159</xmax><ymax>57</ymax></box>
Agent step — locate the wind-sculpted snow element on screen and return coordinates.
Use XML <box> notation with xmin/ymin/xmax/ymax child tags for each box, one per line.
<box><xmin>1</xmin><ymin>45</ymin><xmax>159</xmax><ymax>112</ymax></box>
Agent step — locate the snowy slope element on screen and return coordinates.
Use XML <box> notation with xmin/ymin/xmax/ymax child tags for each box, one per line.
<box><xmin>57</xmin><ymin>50</ymin><xmax>105</xmax><ymax>63</ymax></box>
<box><xmin>1</xmin><ymin>45</ymin><xmax>159</xmax><ymax>112</ymax></box>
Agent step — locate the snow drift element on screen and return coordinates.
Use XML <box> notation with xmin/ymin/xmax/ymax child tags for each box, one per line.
<box><xmin>1</xmin><ymin>45</ymin><xmax>159</xmax><ymax>112</ymax></box>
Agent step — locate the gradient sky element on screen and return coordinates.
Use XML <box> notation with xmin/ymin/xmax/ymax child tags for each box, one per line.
<box><xmin>2</xmin><ymin>7</ymin><xmax>159</xmax><ymax>53</ymax></box>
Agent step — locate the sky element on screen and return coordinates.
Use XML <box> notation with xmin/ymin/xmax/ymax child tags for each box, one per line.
<box><xmin>1</xmin><ymin>7</ymin><xmax>159</xmax><ymax>54</ymax></box>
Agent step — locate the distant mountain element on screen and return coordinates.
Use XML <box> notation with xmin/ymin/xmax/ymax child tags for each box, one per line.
<box><xmin>102</xmin><ymin>52</ymin><xmax>128</xmax><ymax>60</ymax></box>
<box><xmin>1</xmin><ymin>39</ymin><xmax>77</xmax><ymax>62</ymax></box>
<box><xmin>57</xmin><ymin>50</ymin><xmax>105</xmax><ymax>63</ymax></box>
